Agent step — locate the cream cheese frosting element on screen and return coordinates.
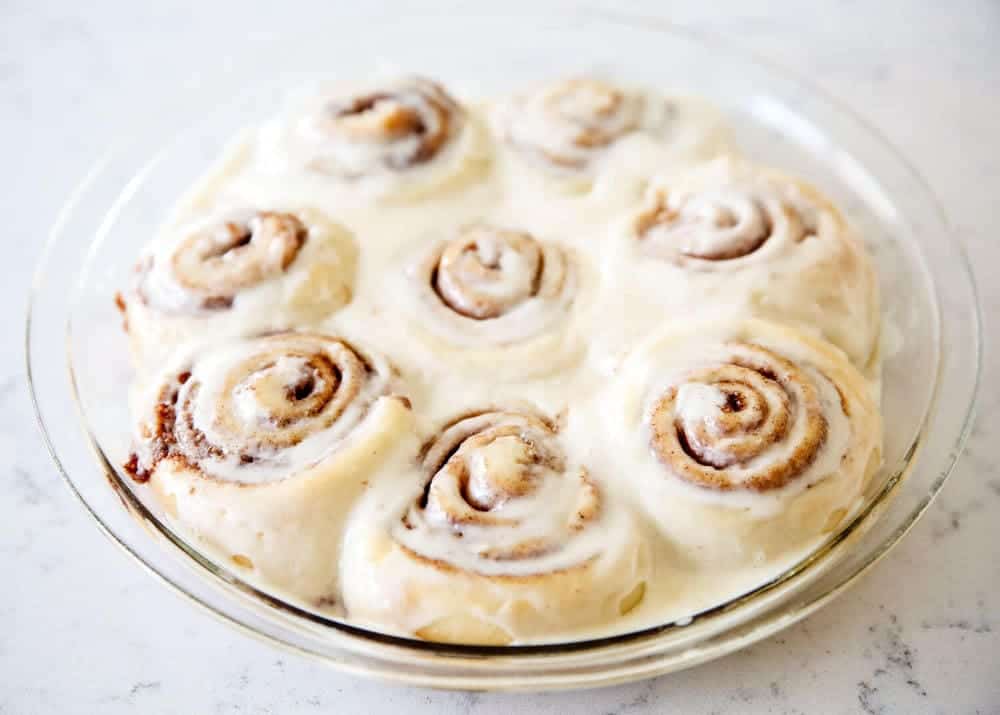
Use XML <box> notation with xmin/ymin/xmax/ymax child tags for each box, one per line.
<box><xmin>122</xmin><ymin>206</ymin><xmax>357</xmax><ymax>372</ymax></box>
<box><xmin>120</xmin><ymin>75</ymin><xmax>883</xmax><ymax>645</ymax></box>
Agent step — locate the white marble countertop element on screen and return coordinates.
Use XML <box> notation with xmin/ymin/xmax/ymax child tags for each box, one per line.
<box><xmin>2</xmin><ymin>1</ymin><xmax>997</xmax><ymax>712</ymax></box>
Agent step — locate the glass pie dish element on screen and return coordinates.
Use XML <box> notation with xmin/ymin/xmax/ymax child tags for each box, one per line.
<box><xmin>27</xmin><ymin>10</ymin><xmax>980</xmax><ymax>690</ymax></box>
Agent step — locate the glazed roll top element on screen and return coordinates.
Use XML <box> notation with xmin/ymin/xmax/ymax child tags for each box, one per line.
<box><xmin>401</xmin><ymin>410</ymin><xmax>601</xmax><ymax>570</ymax></box>
<box><xmin>340</xmin><ymin>408</ymin><xmax>650</xmax><ymax>645</ymax></box>
<box><xmin>140</xmin><ymin>210</ymin><xmax>307</xmax><ymax>313</ymax></box>
<box><xmin>501</xmin><ymin>78</ymin><xmax>644</xmax><ymax>169</ymax></box>
<box><xmin>127</xmin><ymin>332</ymin><xmax>416</xmax><ymax>604</ymax></box>
<box><xmin>492</xmin><ymin>77</ymin><xmax>731</xmax><ymax>194</ymax></box>
<box><xmin>393</xmin><ymin>223</ymin><xmax>583</xmax><ymax>379</ymax></box>
<box><xmin>611</xmin><ymin>158</ymin><xmax>879</xmax><ymax>369</ymax></box>
<box><xmin>432</xmin><ymin>226</ymin><xmax>557</xmax><ymax>320</ymax></box>
<box><xmin>648</xmin><ymin>341</ymin><xmax>835</xmax><ymax>493</ymax></box>
<box><xmin>274</xmin><ymin>76</ymin><xmax>489</xmax><ymax>200</ymax></box>
<box><xmin>634</xmin><ymin>168</ymin><xmax>833</xmax><ymax>266</ymax></box>
<box><xmin>301</xmin><ymin>77</ymin><xmax>460</xmax><ymax>175</ymax></box>
<box><xmin>129</xmin><ymin>332</ymin><xmax>401</xmax><ymax>482</ymax></box>
<box><xmin>594</xmin><ymin>317</ymin><xmax>881</xmax><ymax>564</ymax></box>
<box><xmin>124</xmin><ymin>207</ymin><xmax>356</xmax><ymax>370</ymax></box>
<box><xmin>411</xmin><ymin>224</ymin><xmax>574</xmax><ymax>343</ymax></box>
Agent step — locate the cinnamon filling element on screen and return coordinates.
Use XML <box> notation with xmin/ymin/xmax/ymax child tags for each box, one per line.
<box><xmin>430</xmin><ymin>226</ymin><xmax>548</xmax><ymax>320</ymax></box>
<box><xmin>507</xmin><ymin>78</ymin><xmax>642</xmax><ymax>168</ymax></box>
<box><xmin>636</xmin><ymin>191</ymin><xmax>774</xmax><ymax>262</ymax></box>
<box><xmin>649</xmin><ymin>342</ymin><xmax>829</xmax><ymax>491</ymax></box>
<box><xmin>323</xmin><ymin>78</ymin><xmax>458</xmax><ymax>171</ymax></box>
<box><xmin>124</xmin><ymin>333</ymin><xmax>382</xmax><ymax>484</ymax></box>
<box><xmin>138</xmin><ymin>211</ymin><xmax>307</xmax><ymax>314</ymax></box>
<box><xmin>404</xmin><ymin>410</ymin><xmax>599</xmax><ymax>566</ymax></box>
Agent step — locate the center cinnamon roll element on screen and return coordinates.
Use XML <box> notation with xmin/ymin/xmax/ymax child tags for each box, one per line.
<box><xmin>428</xmin><ymin>224</ymin><xmax>565</xmax><ymax>322</ymax></box>
<box><xmin>340</xmin><ymin>408</ymin><xmax>649</xmax><ymax>645</ymax></box>
<box><xmin>398</xmin><ymin>223</ymin><xmax>581</xmax><ymax>378</ymax></box>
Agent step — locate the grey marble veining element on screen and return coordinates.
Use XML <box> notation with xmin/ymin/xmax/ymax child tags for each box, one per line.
<box><xmin>2</xmin><ymin>0</ymin><xmax>997</xmax><ymax>712</ymax></box>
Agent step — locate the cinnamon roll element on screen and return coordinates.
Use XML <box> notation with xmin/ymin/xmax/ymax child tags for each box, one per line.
<box><xmin>275</xmin><ymin>76</ymin><xmax>489</xmax><ymax>200</ymax></box>
<box><xmin>106</xmin><ymin>71</ymin><xmax>895</xmax><ymax>644</ymax></box>
<box><xmin>595</xmin><ymin>317</ymin><xmax>881</xmax><ymax>564</ymax></box>
<box><xmin>492</xmin><ymin>78</ymin><xmax>729</xmax><ymax>192</ymax></box>
<box><xmin>614</xmin><ymin>158</ymin><xmax>879</xmax><ymax>369</ymax></box>
<box><xmin>340</xmin><ymin>408</ymin><xmax>650</xmax><ymax>645</ymax></box>
<box><xmin>122</xmin><ymin>207</ymin><xmax>356</xmax><ymax>370</ymax></box>
<box><xmin>125</xmin><ymin>332</ymin><xmax>416</xmax><ymax>605</ymax></box>
<box><xmin>394</xmin><ymin>223</ymin><xmax>584</xmax><ymax>378</ymax></box>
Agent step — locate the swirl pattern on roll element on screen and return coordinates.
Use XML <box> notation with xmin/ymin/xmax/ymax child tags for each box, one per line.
<box><xmin>138</xmin><ymin>211</ymin><xmax>307</xmax><ymax>314</ymax></box>
<box><xmin>648</xmin><ymin>342</ymin><xmax>829</xmax><ymax>492</ymax></box>
<box><xmin>293</xmin><ymin>77</ymin><xmax>476</xmax><ymax>181</ymax></box>
<box><xmin>596</xmin><ymin>318</ymin><xmax>881</xmax><ymax>564</ymax></box>
<box><xmin>126</xmin><ymin>332</ymin><xmax>399</xmax><ymax>485</ymax></box>
<box><xmin>124</xmin><ymin>331</ymin><xmax>415</xmax><ymax>607</ymax></box>
<box><xmin>123</xmin><ymin>207</ymin><xmax>356</xmax><ymax>370</ymax></box>
<box><xmin>630</xmin><ymin>159</ymin><xmax>848</xmax><ymax>270</ymax></box>
<box><xmin>500</xmin><ymin>78</ymin><xmax>643</xmax><ymax>170</ymax></box>
<box><xmin>616</xmin><ymin>158</ymin><xmax>880</xmax><ymax>368</ymax></box>
<box><xmin>397</xmin><ymin>410</ymin><xmax>600</xmax><ymax>571</ymax></box>
<box><xmin>408</xmin><ymin>223</ymin><xmax>575</xmax><ymax>347</ymax></box>
<box><xmin>115</xmin><ymin>73</ymin><xmax>887</xmax><ymax>641</ymax></box>
<box><xmin>341</xmin><ymin>407</ymin><xmax>649</xmax><ymax>644</ymax></box>
<box><xmin>634</xmin><ymin>183</ymin><xmax>823</xmax><ymax>266</ymax></box>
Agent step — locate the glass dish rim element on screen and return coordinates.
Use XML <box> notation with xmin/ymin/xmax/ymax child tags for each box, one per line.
<box><xmin>25</xmin><ymin>8</ymin><xmax>982</xmax><ymax>688</ymax></box>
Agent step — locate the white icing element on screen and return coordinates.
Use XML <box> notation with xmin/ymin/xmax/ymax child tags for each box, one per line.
<box><xmin>136</xmin><ymin>334</ymin><xmax>397</xmax><ymax>485</ymax></box>
<box><xmin>675</xmin><ymin>382</ymin><xmax>728</xmax><ymax>426</ymax></box>
<box><xmin>491</xmin><ymin>79</ymin><xmax>731</xmax><ymax>188</ymax></box>
<box><xmin>125</xmin><ymin>77</ymin><xmax>883</xmax><ymax>644</ymax></box>
<box><xmin>397</xmin><ymin>227</ymin><xmax>577</xmax><ymax>354</ymax></box>
<box><xmin>600</xmin><ymin>157</ymin><xmax>880</xmax><ymax>369</ymax></box>
<box><xmin>126</xmin><ymin>206</ymin><xmax>356</xmax><ymax>373</ymax></box>
<box><xmin>255</xmin><ymin>76</ymin><xmax>490</xmax><ymax>202</ymax></box>
<box><xmin>585</xmin><ymin>317</ymin><xmax>882</xmax><ymax>569</ymax></box>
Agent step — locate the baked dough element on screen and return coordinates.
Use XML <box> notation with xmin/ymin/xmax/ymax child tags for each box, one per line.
<box><xmin>125</xmin><ymin>332</ymin><xmax>416</xmax><ymax>606</ymax></box>
<box><xmin>491</xmin><ymin>77</ymin><xmax>730</xmax><ymax>193</ymax></box>
<box><xmin>123</xmin><ymin>207</ymin><xmax>356</xmax><ymax>371</ymax></box>
<box><xmin>260</xmin><ymin>76</ymin><xmax>491</xmax><ymax>202</ymax></box>
<box><xmin>604</xmin><ymin>157</ymin><xmax>879</xmax><ymax>370</ymax></box>
<box><xmin>591</xmin><ymin>317</ymin><xmax>881</xmax><ymax>565</ymax></box>
<box><xmin>118</xmin><ymin>75</ymin><xmax>884</xmax><ymax>644</ymax></box>
<box><xmin>340</xmin><ymin>408</ymin><xmax>650</xmax><ymax>644</ymax></box>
